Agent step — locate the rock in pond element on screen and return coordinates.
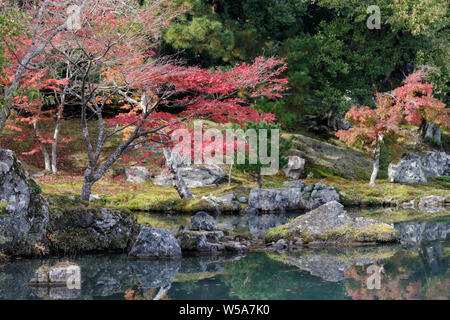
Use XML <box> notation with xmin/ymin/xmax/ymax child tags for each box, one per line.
<box><xmin>249</xmin><ymin>182</ymin><xmax>339</xmax><ymax>212</ymax></box>
<box><xmin>190</xmin><ymin>211</ymin><xmax>217</xmax><ymax>231</ymax></box>
<box><xmin>248</xmin><ymin>188</ymin><xmax>307</xmax><ymax>212</ymax></box>
<box><xmin>129</xmin><ymin>227</ymin><xmax>181</xmax><ymax>258</ymax></box>
<box><xmin>29</xmin><ymin>262</ymin><xmax>80</xmax><ymax>286</ymax></box>
<box><xmin>388</xmin><ymin>153</ymin><xmax>427</xmax><ymax>183</ymax></box>
<box><xmin>264</xmin><ymin>201</ymin><xmax>399</xmax><ymax>244</ymax></box>
<box><xmin>47</xmin><ymin>207</ymin><xmax>139</xmax><ymax>254</ymax></box>
<box><xmin>0</xmin><ymin>148</ymin><xmax>49</xmax><ymax>257</ymax></box>
<box><xmin>176</xmin><ymin>230</ymin><xmax>225</xmax><ymax>252</ymax></box>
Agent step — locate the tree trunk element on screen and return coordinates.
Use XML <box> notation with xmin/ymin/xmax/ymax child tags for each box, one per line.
<box><xmin>257</xmin><ymin>172</ymin><xmax>262</xmax><ymax>189</ymax></box>
<box><xmin>33</xmin><ymin>118</ymin><xmax>51</xmax><ymax>171</ymax></box>
<box><xmin>163</xmin><ymin>148</ymin><xmax>193</xmax><ymax>199</ymax></box>
<box><xmin>51</xmin><ymin>103</ymin><xmax>64</xmax><ymax>173</ymax></box>
<box><xmin>369</xmin><ymin>135</ymin><xmax>382</xmax><ymax>186</ymax></box>
<box><xmin>228</xmin><ymin>164</ymin><xmax>233</xmax><ymax>186</ymax></box>
<box><xmin>81</xmin><ymin>178</ymin><xmax>94</xmax><ymax>201</ymax></box>
<box><xmin>0</xmin><ymin>108</ymin><xmax>10</xmax><ymax>136</ymax></box>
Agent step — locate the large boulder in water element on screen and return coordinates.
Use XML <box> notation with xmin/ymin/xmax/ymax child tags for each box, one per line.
<box><xmin>264</xmin><ymin>201</ymin><xmax>399</xmax><ymax>244</ymax></box>
<box><xmin>248</xmin><ymin>188</ymin><xmax>307</xmax><ymax>212</ymax></box>
<box><xmin>0</xmin><ymin>149</ymin><xmax>49</xmax><ymax>256</ymax></box>
<box><xmin>388</xmin><ymin>153</ymin><xmax>427</xmax><ymax>183</ymax></box>
<box><xmin>128</xmin><ymin>227</ymin><xmax>181</xmax><ymax>258</ymax></box>
<box><xmin>47</xmin><ymin>206</ymin><xmax>139</xmax><ymax>254</ymax></box>
<box><xmin>420</xmin><ymin>151</ymin><xmax>450</xmax><ymax>178</ymax></box>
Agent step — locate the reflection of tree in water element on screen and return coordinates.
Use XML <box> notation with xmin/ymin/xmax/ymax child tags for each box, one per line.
<box><xmin>124</xmin><ymin>284</ymin><xmax>170</xmax><ymax>300</ymax></box>
<box><xmin>344</xmin><ymin>242</ymin><xmax>450</xmax><ymax>300</ymax></box>
<box><xmin>222</xmin><ymin>253</ymin><xmax>347</xmax><ymax>300</ymax></box>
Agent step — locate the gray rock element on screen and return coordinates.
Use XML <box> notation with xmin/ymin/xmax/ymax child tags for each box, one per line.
<box><xmin>176</xmin><ymin>230</ymin><xmax>225</xmax><ymax>252</ymax></box>
<box><xmin>266</xmin><ymin>201</ymin><xmax>399</xmax><ymax>244</ymax></box>
<box><xmin>217</xmin><ymin>193</ymin><xmax>235</xmax><ymax>203</ymax></box>
<box><xmin>0</xmin><ymin>149</ymin><xmax>49</xmax><ymax>256</ymax></box>
<box><xmin>129</xmin><ymin>227</ymin><xmax>181</xmax><ymax>258</ymax></box>
<box><xmin>190</xmin><ymin>211</ymin><xmax>217</xmax><ymax>231</ymax></box>
<box><xmin>248</xmin><ymin>188</ymin><xmax>306</xmax><ymax>212</ymax></box>
<box><xmin>238</xmin><ymin>197</ymin><xmax>248</xmax><ymax>203</ymax></box>
<box><xmin>388</xmin><ymin>153</ymin><xmax>427</xmax><ymax>183</ymax></box>
<box><xmin>89</xmin><ymin>194</ymin><xmax>100</xmax><ymax>201</ymax></box>
<box><xmin>306</xmin><ymin>182</ymin><xmax>340</xmax><ymax>210</ymax></box>
<box><xmin>125</xmin><ymin>166</ymin><xmax>151</xmax><ymax>183</ymax></box>
<box><xmin>422</xmin><ymin>122</ymin><xmax>441</xmax><ymax>145</ymax></box>
<box><xmin>47</xmin><ymin>207</ymin><xmax>138</xmax><ymax>254</ymax></box>
<box><xmin>152</xmin><ymin>165</ymin><xmax>225</xmax><ymax>188</ymax></box>
<box><xmin>420</xmin><ymin>151</ymin><xmax>450</xmax><ymax>178</ymax></box>
<box><xmin>283</xmin><ymin>180</ymin><xmax>306</xmax><ymax>189</ymax></box>
<box><xmin>282</xmin><ymin>156</ymin><xmax>306</xmax><ymax>179</ymax></box>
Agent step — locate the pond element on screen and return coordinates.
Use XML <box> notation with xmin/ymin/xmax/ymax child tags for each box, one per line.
<box><xmin>0</xmin><ymin>209</ymin><xmax>449</xmax><ymax>300</ymax></box>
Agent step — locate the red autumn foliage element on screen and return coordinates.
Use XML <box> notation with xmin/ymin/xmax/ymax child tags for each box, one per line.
<box><xmin>336</xmin><ymin>69</ymin><xmax>449</xmax><ymax>152</ymax></box>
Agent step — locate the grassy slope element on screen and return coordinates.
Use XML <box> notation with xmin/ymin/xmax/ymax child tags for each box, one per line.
<box><xmin>1</xmin><ymin>119</ymin><xmax>448</xmax><ymax>214</ymax></box>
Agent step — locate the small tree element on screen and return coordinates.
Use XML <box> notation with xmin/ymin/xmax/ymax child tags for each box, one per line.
<box><xmin>234</xmin><ymin>121</ymin><xmax>291</xmax><ymax>188</ymax></box>
<box><xmin>336</xmin><ymin>69</ymin><xmax>449</xmax><ymax>186</ymax></box>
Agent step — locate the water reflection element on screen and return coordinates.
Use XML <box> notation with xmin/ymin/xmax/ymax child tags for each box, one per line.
<box><xmin>0</xmin><ymin>219</ymin><xmax>448</xmax><ymax>300</ymax></box>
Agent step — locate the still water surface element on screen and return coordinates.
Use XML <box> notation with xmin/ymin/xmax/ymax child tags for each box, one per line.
<box><xmin>0</xmin><ymin>210</ymin><xmax>449</xmax><ymax>300</ymax></box>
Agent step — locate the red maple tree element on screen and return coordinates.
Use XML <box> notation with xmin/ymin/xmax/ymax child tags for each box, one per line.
<box><xmin>336</xmin><ymin>69</ymin><xmax>449</xmax><ymax>185</ymax></box>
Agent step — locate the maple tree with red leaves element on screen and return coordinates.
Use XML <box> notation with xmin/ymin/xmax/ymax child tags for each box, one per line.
<box><xmin>31</xmin><ymin>0</ymin><xmax>288</xmax><ymax>200</ymax></box>
<box><xmin>336</xmin><ymin>68</ymin><xmax>449</xmax><ymax>186</ymax></box>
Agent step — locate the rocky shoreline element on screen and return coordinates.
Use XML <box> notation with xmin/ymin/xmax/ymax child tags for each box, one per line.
<box><xmin>1</xmin><ymin>148</ymin><xmax>449</xmax><ymax>262</ymax></box>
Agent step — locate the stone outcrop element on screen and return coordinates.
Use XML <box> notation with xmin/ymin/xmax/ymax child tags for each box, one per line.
<box><xmin>388</xmin><ymin>153</ymin><xmax>427</xmax><ymax>183</ymax></box>
<box><xmin>249</xmin><ymin>182</ymin><xmax>339</xmax><ymax>212</ymax></box>
<box><xmin>282</xmin><ymin>156</ymin><xmax>306</xmax><ymax>179</ymax></box>
<box><xmin>248</xmin><ymin>188</ymin><xmax>307</xmax><ymax>212</ymax></box>
<box><xmin>128</xmin><ymin>226</ymin><xmax>181</xmax><ymax>258</ymax></box>
<box><xmin>264</xmin><ymin>201</ymin><xmax>399</xmax><ymax>244</ymax></box>
<box><xmin>388</xmin><ymin>151</ymin><xmax>450</xmax><ymax>183</ymax></box>
<box><xmin>176</xmin><ymin>230</ymin><xmax>225</xmax><ymax>252</ymax></box>
<box><xmin>420</xmin><ymin>151</ymin><xmax>450</xmax><ymax>178</ymax></box>
<box><xmin>152</xmin><ymin>165</ymin><xmax>225</xmax><ymax>188</ymax></box>
<box><xmin>47</xmin><ymin>207</ymin><xmax>139</xmax><ymax>254</ymax></box>
<box><xmin>0</xmin><ymin>149</ymin><xmax>49</xmax><ymax>257</ymax></box>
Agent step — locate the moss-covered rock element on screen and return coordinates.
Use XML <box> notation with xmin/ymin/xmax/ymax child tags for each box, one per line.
<box><xmin>46</xmin><ymin>206</ymin><xmax>139</xmax><ymax>254</ymax></box>
<box><xmin>0</xmin><ymin>148</ymin><xmax>49</xmax><ymax>257</ymax></box>
<box><xmin>264</xmin><ymin>201</ymin><xmax>399</xmax><ymax>245</ymax></box>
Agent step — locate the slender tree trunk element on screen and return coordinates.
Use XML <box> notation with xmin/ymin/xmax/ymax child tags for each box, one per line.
<box><xmin>369</xmin><ymin>135</ymin><xmax>382</xmax><ymax>186</ymax></box>
<box><xmin>51</xmin><ymin>102</ymin><xmax>64</xmax><ymax>173</ymax></box>
<box><xmin>0</xmin><ymin>108</ymin><xmax>10</xmax><ymax>136</ymax></box>
<box><xmin>228</xmin><ymin>164</ymin><xmax>233</xmax><ymax>186</ymax></box>
<box><xmin>33</xmin><ymin>118</ymin><xmax>51</xmax><ymax>171</ymax></box>
<box><xmin>163</xmin><ymin>148</ymin><xmax>193</xmax><ymax>199</ymax></box>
